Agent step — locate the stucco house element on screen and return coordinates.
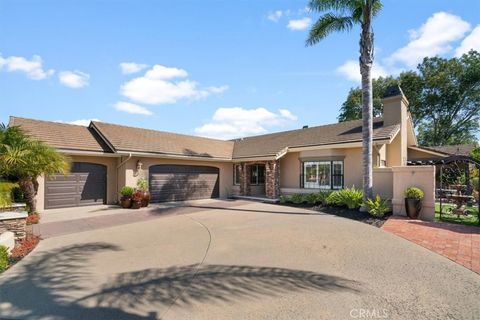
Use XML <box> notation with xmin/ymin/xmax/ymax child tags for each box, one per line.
<box><xmin>9</xmin><ymin>86</ymin><xmax>444</xmax><ymax>217</ymax></box>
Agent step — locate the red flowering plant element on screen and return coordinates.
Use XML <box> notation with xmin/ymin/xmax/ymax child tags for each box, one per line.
<box><xmin>10</xmin><ymin>233</ymin><xmax>41</xmax><ymax>262</ymax></box>
<box><xmin>26</xmin><ymin>213</ymin><xmax>40</xmax><ymax>225</ymax></box>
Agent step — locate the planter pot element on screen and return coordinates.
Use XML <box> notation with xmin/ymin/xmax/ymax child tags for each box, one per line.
<box><xmin>405</xmin><ymin>198</ymin><xmax>422</xmax><ymax>219</ymax></box>
<box><xmin>141</xmin><ymin>191</ymin><xmax>151</xmax><ymax>207</ymax></box>
<box><xmin>120</xmin><ymin>197</ymin><xmax>132</xmax><ymax>209</ymax></box>
<box><xmin>131</xmin><ymin>201</ymin><xmax>142</xmax><ymax>209</ymax></box>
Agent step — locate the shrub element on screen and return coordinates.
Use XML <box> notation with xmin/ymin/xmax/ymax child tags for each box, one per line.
<box><xmin>305</xmin><ymin>193</ymin><xmax>320</xmax><ymax>205</ymax></box>
<box><xmin>290</xmin><ymin>193</ymin><xmax>304</xmax><ymax>204</ymax></box>
<box><xmin>137</xmin><ymin>178</ymin><xmax>148</xmax><ymax>192</ymax></box>
<box><xmin>120</xmin><ymin>186</ymin><xmax>135</xmax><ymax>197</ymax></box>
<box><xmin>131</xmin><ymin>191</ymin><xmax>143</xmax><ymax>203</ymax></box>
<box><xmin>0</xmin><ymin>245</ymin><xmax>8</xmax><ymax>273</ymax></box>
<box><xmin>10</xmin><ymin>233</ymin><xmax>40</xmax><ymax>260</ymax></box>
<box><xmin>364</xmin><ymin>195</ymin><xmax>391</xmax><ymax>218</ymax></box>
<box><xmin>26</xmin><ymin>213</ymin><xmax>40</xmax><ymax>225</ymax></box>
<box><xmin>405</xmin><ymin>187</ymin><xmax>424</xmax><ymax>200</ymax></box>
<box><xmin>279</xmin><ymin>195</ymin><xmax>290</xmax><ymax>204</ymax></box>
<box><xmin>472</xmin><ymin>177</ymin><xmax>479</xmax><ymax>192</ymax></box>
<box><xmin>0</xmin><ymin>181</ymin><xmax>17</xmax><ymax>209</ymax></box>
<box><xmin>326</xmin><ymin>187</ymin><xmax>363</xmax><ymax>209</ymax></box>
<box><xmin>317</xmin><ymin>191</ymin><xmax>333</xmax><ymax>205</ymax></box>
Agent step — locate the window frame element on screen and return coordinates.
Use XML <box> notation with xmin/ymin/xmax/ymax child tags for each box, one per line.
<box><xmin>250</xmin><ymin>164</ymin><xmax>265</xmax><ymax>185</ymax></box>
<box><xmin>301</xmin><ymin>160</ymin><xmax>344</xmax><ymax>190</ymax></box>
<box><xmin>233</xmin><ymin>164</ymin><xmax>241</xmax><ymax>185</ymax></box>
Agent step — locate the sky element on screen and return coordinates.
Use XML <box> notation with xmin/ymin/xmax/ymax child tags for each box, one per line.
<box><xmin>1</xmin><ymin>0</ymin><xmax>479</xmax><ymax>141</ymax></box>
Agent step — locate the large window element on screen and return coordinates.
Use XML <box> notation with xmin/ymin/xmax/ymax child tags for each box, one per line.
<box><xmin>302</xmin><ymin>160</ymin><xmax>343</xmax><ymax>190</ymax></box>
<box><xmin>250</xmin><ymin>164</ymin><xmax>265</xmax><ymax>185</ymax></box>
<box><xmin>233</xmin><ymin>164</ymin><xmax>241</xmax><ymax>185</ymax></box>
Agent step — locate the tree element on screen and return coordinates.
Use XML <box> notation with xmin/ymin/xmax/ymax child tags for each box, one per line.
<box><xmin>0</xmin><ymin>124</ymin><xmax>70</xmax><ymax>213</ymax></box>
<box><xmin>338</xmin><ymin>51</ymin><xmax>480</xmax><ymax>146</ymax></box>
<box><xmin>307</xmin><ymin>0</ymin><xmax>383</xmax><ymax>201</ymax></box>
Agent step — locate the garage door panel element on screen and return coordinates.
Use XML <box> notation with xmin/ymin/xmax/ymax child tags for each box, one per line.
<box><xmin>45</xmin><ymin>162</ymin><xmax>106</xmax><ymax>209</ymax></box>
<box><xmin>149</xmin><ymin>165</ymin><xmax>219</xmax><ymax>202</ymax></box>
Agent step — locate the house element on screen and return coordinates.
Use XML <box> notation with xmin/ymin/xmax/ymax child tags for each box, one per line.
<box><xmin>9</xmin><ymin>86</ymin><xmax>446</xmax><ymax>218</ymax></box>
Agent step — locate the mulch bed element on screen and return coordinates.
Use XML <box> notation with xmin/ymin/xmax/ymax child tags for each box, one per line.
<box><xmin>280</xmin><ymin>203</ymin><xmax>392</xmax><ymax>227</ymax></box>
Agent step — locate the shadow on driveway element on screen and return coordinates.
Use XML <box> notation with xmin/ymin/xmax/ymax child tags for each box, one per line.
<box><xmin>0</xmin><ymin>243</ymin><xmax>359</xmax><ymax>320</ymax></box>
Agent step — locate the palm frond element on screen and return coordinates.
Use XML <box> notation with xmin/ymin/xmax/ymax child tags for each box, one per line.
<box><xmin>309</xmin><ymin>0</ymin><xmax>360</xmax><ymax>14</ymax></box>
<box><xmin>306</xmin><ymin>14</ymin><xmax>355</xmax><ymax>46</ymax></box>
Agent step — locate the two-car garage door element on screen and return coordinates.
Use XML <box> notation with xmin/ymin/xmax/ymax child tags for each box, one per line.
<box><xmin>149</xmin><ymin>165</ymin><xmax>219</xmax><ymax>202</ymax></box>
<box><xmin>45</xmin><ymin>162</ymin><xmax>107</xmax><ymax>209</ymax></box>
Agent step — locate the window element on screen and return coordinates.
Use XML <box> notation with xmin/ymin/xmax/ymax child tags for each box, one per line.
<box><xmin>233</xmin><ymin>164</ymin><xmax>241</xmax><ymax>185</ymax></box>
<box><xmin>302</xmin><ymin>161</ymin><xmax>343</xmax><ymax>190</ymax></box>
<box><xmin>250</xmin><ymin>164</ymin><xmax>265</xmax><ymax>185</ymax></box>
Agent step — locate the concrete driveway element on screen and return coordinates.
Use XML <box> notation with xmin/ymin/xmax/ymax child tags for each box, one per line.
<box><xmin>1</xmin><ymin>200</ymin><xmax>479</xmax><ymax>320</ymax></box>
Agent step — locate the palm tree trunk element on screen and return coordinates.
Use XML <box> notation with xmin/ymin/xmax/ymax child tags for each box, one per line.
<box><xmin>360</xmin><ymin>2</ymin><xmax>374</xmax><ymax>202</ymax></box>
<box><xmin>18</xmin><ymin>177</ymin><xmax>36</xmax><ymax>214</ymax></box>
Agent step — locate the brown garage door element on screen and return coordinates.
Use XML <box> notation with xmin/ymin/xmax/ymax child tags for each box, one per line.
<box><xmin>149</xmin><ymin>165</ymin><xmax>219</xmax><ymax>202</ymax></box>
<box><xmin>45</xmin><ymin>162</ymin><xmax>107</xmax><ymax>209</ymax></box>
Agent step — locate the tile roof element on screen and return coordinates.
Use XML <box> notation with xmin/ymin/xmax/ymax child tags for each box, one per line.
<box><xmin>418</xmin><ymin>144</ymin><xmax>477</xmax><ymax>156</ymax></box>
<box><xmin>9</xmin><ymin>117</ymin><xmax>112</xmax><ymax>153</ymax></box>
<box><xmin>91</xmin><ymin>121</ymin><xmax>234</xmax><ymax>159</ymax></box>
<box><xmin>232</xmin><ymin>118</ymin><xmax>400</xmax><ymax>159</ymax></box>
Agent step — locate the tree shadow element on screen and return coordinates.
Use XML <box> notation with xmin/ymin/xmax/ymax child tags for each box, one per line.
<box><xmin>0</xmin><ymin>243</ymin><xmax>360</xmax><ymax>320</ymax></box>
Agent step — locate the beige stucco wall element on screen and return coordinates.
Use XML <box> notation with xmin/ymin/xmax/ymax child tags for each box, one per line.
<box><xmin>119</xmin><ymin>157</ymin><xmax>234</xmax><ymax>199</ymax></box>
<box><xmin>383</xmin><ymin>95</ymin><xmax>408</xmax><ymax>167</ymax></box>
<box><xmin>372</xmin><ymin>168</ymin><xmax>394</xmax><ymax>200</ymax></box>
<box><xmin>36</xmin><ymin>154</ymin><xmax>118</xmax><ymax>212</ymax></box>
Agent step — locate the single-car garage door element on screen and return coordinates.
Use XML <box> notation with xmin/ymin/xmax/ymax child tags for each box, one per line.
<box><xmin>45</xmin><ymin>162</ymin><xmax>107</xmax><ymax>209</ymax></box>
<box><xmin>149</xmin><ymin>165</ymin><xmax>219</xmax><ymax>202</ymax></box>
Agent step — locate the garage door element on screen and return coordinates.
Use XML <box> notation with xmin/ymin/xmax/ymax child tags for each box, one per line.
<box><xmin>149</xmin><ymin>165</ymin><xmax>219</xmax><ymax>202</ymax></box>
<box><xmin>45</xmin><ymin>162</ymin><xmax>107</xmax><ymax>209</ymax></box>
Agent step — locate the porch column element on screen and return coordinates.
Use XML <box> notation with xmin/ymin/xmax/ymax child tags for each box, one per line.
<box><xmin>239</xmin><ymin>163</ymin><xmax>251</xmax><ymax>196</ymax></box>
<box><xmin>265</xmin><ymin>160</ymin><xmax>280</xmax><ymax>199</ymax></box>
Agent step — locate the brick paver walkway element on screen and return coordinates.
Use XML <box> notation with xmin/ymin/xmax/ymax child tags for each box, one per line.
<box><xmin>383</xmin><ymin>216</ymin><xmax>480</xmax><ymax>274</ymax></box>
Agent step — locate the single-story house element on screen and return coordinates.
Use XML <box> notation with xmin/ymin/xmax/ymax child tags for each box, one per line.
<box><xmin>9</xmin><ymin>86</ymin><xmax>448</xmax><ymax>214</ymax></box>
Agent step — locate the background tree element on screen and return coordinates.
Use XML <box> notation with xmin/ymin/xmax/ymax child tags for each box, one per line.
<box><xmin>0</xmin><ymin>124</ymin><xmax>70</xmax><ymax>213</ymax></box>
<box><xmin>338</xmin><ymin>51</ymin><xmax>480</xmax><ymax>146</ymax></box>
<box><xmin>307</xmin><ymin>0</ymin><xmax>383</xmax><ymax>201</ymax></box>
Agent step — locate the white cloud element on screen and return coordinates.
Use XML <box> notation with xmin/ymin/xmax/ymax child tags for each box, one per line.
<box><xmin>120</xmin><ymin>64</ymin><xmax>228</xmax><ymax>105</ymax></box>
<box><xmin>58</xmin><ymin>70</ymin><xmax>90</xmax><ymax>88</ymax></box>
<box><xmin>0</xmin><ymin>54</ymin><xmax>54</xmax><ymax>80</ymax></box>
<box><xmin>55</xmin><ymin>119</ymin><xmax>100</xmax><ymax>126</ymax></box>
<box><xmin>287</xmin><ymin>17</ymin><xmax>311</xmax><ymax>31</ymax></box>
<box><xmin>337</xmin><ymin>60</ymin><xmax>388</xmax><ymax>82</ymax></box>
<box><xmin>387</xmin><ymin>12</ymin><xmax>471</xmax><ymax>67</ymax></box>
<box><xmin>455</xmin><ymin>25</ymin><xmax>480</xmax><ymax>57</ymax></box>
<box><xmin>114</xmin><ymin>101</ymin><xmax>153</xmax><ymax>115</ymax></box>
<box><xmin>120</xmin><ymin>62</ymin><xmax>148</xmax><ymax>74</ymax></box>
<box><xmin>194</xmin><ymin>107</ymin><xmax>297</xmax><ymax>139</ymax></box>
<box><xmin>267</xmin><ymin>10</ymin><xmax>283</xmax><ymax>22</ymax></box>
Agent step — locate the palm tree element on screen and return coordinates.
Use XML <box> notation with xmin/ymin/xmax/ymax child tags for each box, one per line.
<box><xmin>306</xmin><ymin>0</ymin><xmax>382</xmax><ymax>202</ymax></box>
<box><xmin>0</xmin><ymin>124</ymin><xmax>70</xmax><ymax>213</ymax></box>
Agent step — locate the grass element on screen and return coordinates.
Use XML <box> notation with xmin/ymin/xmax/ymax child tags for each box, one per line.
<box><xmin>435</xmin><ymin>202</ymin><xmax>479</xmax><ymax>227</ymax></box>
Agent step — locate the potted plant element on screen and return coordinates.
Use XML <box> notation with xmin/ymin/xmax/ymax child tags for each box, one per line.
<box><xmin>120</xmin><ymin>186</ymin><xmax>134</xmax><ymax>209</ymax></box>
<box><xmin>131</xmin><ymin>191</ymin><xmax>143</xmax><ymax>209</ymax></box>
<box><xmin>404</xmin><ymin>187</ymin><xmax>424</xmax><ymax>219</ymax></box>
<box><xmin>137</xmin><ymin>178</ymin><xmax>150</xmax><ymax>207</ymax></box>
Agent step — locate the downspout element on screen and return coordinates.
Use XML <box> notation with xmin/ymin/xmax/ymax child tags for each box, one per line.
<box><xmin>116</xmin><ymin>153</ymin><xmax>132</xmax><ymax>202</ymax></box>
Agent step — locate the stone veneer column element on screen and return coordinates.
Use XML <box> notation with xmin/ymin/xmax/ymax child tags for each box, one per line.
<box><xmin>239</xmin><ymin>163</ymin><xmax>251</xmax><ymax>196</ymax></box>
<box><xmin>265</xmin><ymin>160</ymin><xmax>280</xmax><ymax>199</ymax></box>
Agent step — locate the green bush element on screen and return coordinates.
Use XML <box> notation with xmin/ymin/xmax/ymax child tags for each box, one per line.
<box><xmin>279</xmin><ymin>195</ymin><xmax>290</xmax><ymax>204</ymax></box>
<box><xmin>472</xmin><ymin>177</ymin><xmax>479</xmax><ymax>192</ymax></box>
<box><xmin>137</xmin><ymin>178</ymin><xmax>148</xmax><ymax>192</ymax></box>
<box><xmin>290</xmin><ymin>193</ymin><xmax>304</xmax><ymax>204</ymax></box>
<box><xmin>0</xmin><ymin>245</ymin><xmax>8</xmax><ymax>273</ymax></box>
<box><xmin>326</xmin><ymin>187</ymin><xmax>363</xmax><ymax>209</ymax></box>
<box><xmin>364</xmin><ymin>195</ymin><xmax>391</xmax><ymax>218</ymax></box>
<box><xmin>317</xmin><ymin>191</ymin><xmax>333</xmax><ymax>205</ymax></box>
<box><xmin>405</xmin><ymin>187</ymin><xmax>424</xmax><ymax>200</ymax></box>
<box><xmin>0</xmin><ymin>182</ymin><xmax>17</xmax><ymax>209</ymax></box>
<box><xmin>120</xmin><ymin>186</ymin><xmax>135</xmax><ymax>197</ymax></box>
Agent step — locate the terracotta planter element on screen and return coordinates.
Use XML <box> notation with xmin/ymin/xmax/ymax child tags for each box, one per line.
<box><xmin>141</xmin><ymin>191</ymin><xmax>151</xmax><ymax>207</ymax></box>
<box><xmin>120</xmin><ymin>197</ymin><xmax>132</xmax><ymax>209</ymax></box>
<box><xmin>131</xmin><ymin>201</ymin><xmax>142</xmax><ymax>209</ymax></box>
<box><xmin>405</xmin><ymin>198</ymin><xmax>422</xmax><ymax>219</ymax></box>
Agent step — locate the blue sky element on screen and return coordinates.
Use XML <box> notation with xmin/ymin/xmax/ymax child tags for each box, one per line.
<box><xmin>1</xmin><ymin>0</ymin><xmax>479</xmax><ymax>140</ymax></box>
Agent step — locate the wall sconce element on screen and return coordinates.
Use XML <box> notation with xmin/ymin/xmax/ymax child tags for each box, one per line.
<box><xmin>134</xmin><ymin>160</ymin><xmax>143</xmax><ymax>177</ymax></box>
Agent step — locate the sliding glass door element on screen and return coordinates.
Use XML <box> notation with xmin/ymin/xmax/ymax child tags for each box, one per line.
<box><xmin>302</xmin><ymin>160</ymin><xmax>343</xmax><ymax>190</ymax></box>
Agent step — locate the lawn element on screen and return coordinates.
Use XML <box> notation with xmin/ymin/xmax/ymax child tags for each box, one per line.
<box><xmin>435</xmin><ymin>203</ymin><xmax>479</xmax><ymax>226</ymax></box>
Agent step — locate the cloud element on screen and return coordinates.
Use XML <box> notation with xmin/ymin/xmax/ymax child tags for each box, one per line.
<box><xmin>287</xmin><ymin>17</ymin><xmax>311</xmax><ymax>31</ymax></box>
<box><xmin>114</xmin><ymin>101</ymin><xmax>153</xmax><ymax>115</ymax></box>
<box><xmin>120</xmin><ymin>64</ymin><xmax>228</xmax><ymax>105</ymax></box>
<box><xmin>267</xmin><ymin>10</ymin><xmax>283</xmax><ymax>22</ymax></box>
<box><xmin>455</xmin><ymin>25</ymin><xmax>480</xmax><ymax>57</ymax></box>
<box><xmin>387</xmin><ymin>12</ymin><xmax>471</xmax><ymax>67</ymax></box>
<box><xmin>120</xmin><ymin>62</ymin><xmax>148</xmax><ymax>74</ymax></box>
<box><xmin>55</xmin><ymin>119</ymin><xmax>100</xmax><ymax>126</ymax></box>
<box><xmin>58</xmin><ymin>70</ymin><xmax>90</xmax><ymax>88</ymax></box>
<box><xmin>0</xmin><ymin>54</ymin><xmax>54</xmax><ymax>80</ymax></box>
<box><xmin>194</xmin><ymin>107</ymin><xmax>297</xmax><ymax>139</ymax></box>
<box><xmin>337</xmin><ymin>60</ymin><xmax>388</xmax><ymax>82</ymax></box>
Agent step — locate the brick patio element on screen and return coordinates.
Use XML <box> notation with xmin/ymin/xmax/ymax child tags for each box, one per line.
<box><xmin>383</xmin><ymin>216</ymin><xmax>480</xmax><ymax>274</ymax></box>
